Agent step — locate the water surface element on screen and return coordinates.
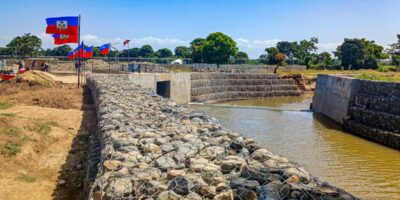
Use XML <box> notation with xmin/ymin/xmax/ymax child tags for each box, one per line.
<box><xmin>189</xmin><ymin>94</ymin><xmax>400</xmax><ymax>199</ymax></box>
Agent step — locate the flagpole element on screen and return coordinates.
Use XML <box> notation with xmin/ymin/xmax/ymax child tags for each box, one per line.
<box><xmin>127</xmin><ymin>42</ymin><xmax>130</xmax><ymax>70</ymax></box>
<box><xmin>77</xmin><ymin>14</ymin><xmax>81</xmax><ymax>88</ymax></box>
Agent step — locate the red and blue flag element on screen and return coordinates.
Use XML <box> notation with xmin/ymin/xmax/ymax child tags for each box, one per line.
<box><xmin>52</xmin><ymin>34</ymin><xmax>78</xmax><ymax>45</ymax></box>
<box><xmin>68</xmin><ymin>51</ymin><xmax>75</xmax><ymax>60</ymax></box>
<box><xmin>46</xmin><ymin>16</ymin><xmax>79</xmax><ymax>35</ymax></box>
<box><xmin>73</xmin><ymin>42</ymin><xmax>85</xmax><ymax>58</ymax></box>
<box><xmin>99</xmin><ymin>43</ymin><xmax>110</xmax><ymax>55</ymax></box>
<box><xmin>84</xmin><ymin>46</ymin><xmax>93</xmax><ymax>58</ymax></box>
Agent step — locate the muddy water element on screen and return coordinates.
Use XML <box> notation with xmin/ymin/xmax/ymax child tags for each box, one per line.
<box><xmin>189</xmin><ymin>94</ymin><xmax>400</xmax><ymax>199</ymax></box>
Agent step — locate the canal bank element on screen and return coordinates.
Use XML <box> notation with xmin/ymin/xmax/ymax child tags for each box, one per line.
<box><xmin>313</xmin><ymin>74</ymin><xmax>400</xmax><ymax>150</ymax></box>
<box><xmin>189</xmin><ymin>95</ymin><xmax>400</xmax><ymax>199</ymax></box>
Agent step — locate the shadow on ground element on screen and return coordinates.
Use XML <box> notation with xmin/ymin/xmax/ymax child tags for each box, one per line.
<box><xmin>52</xmin><ymin>86</ymin><xmax>97</xmax><ymax>200</ymax></box>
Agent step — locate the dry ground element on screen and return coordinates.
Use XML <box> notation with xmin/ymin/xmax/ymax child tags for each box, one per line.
<box><xmin>0</xmin><ymin>73</ymin><xmax>95</xmax><ymax>200</ymax></box>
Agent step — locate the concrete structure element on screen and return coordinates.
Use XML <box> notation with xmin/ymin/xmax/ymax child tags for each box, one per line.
<box><xmin>128</xmin><ymin>73</ymin><xmax>191</xmax><ymax>104</ymax></box>
<box><xmin>312</xmin><ymin>74</ymin><xmax>358</xmax><ymax>124</ymax></box>
<box><xmin>313</xmin><ymin>74</ymin><xmax>400</xmax><ymax>150</ymax></box>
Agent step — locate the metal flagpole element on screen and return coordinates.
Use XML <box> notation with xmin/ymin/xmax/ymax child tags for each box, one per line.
<box><xmin>127</xmin><ymin>42</ymin><xmax>130</xmax><ymax>70</ymax></box>
<box><xmin>109</xmin><ymin>45</ymin><xmax>111</xmax><ymax>73</ymax></box>
<box><xmin>77</xmin><ymin>14</ymin><xmax>81</xmax><ymax>88</ymax></box>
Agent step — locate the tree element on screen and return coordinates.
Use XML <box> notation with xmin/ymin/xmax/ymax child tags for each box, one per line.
<box><xmin>44</xmin><ymin>45</ymin><xmax>72</xmax><ymax>56</ymax></box>
<box><xmin>265</xmin><ymin>47</ymin><xmax>279</xmax><ymax>64</ymax></box>
<box><xmin>6</xmin><ymin>33</ymin><xmax>42</xmax><ymax>57</ymax></box>
<box><xmin>388</xmin><ymin>34</ymin><xmax>400</xmax><ymax>70</ymax></box>
<box><xmin>335</xmin><ymin>38</ymin><xmax>386</xmax><ymax>70</ymax></box>
<box><xmin>276</xmin><ymin>41</ymin><xmax>296</xmax><ymax>58</ymax></box>
<box><xmin>138</xmin><ymin>45</ymin><xmax>154</xmax><ymax>58</ymax></box>
<box><xmin>120</xmin><ymin>47</ymin><xmax>140</xmax><ymax>58</ymax></box>
<box><xmin>0</xmin><ymin>47</ymin><xmax>10</xmax><ymax>55</ymax></box>
<box><xmin>310</xmin><ymin>52</ymin><xmax>332</xmax><ymax>69</ymax></box>
<box><xmin>174</xmin><ymin>46</ymin><xmax>191</xmax><ymax>58</ymax></box>
<box><xmin>235</xmin><ymin>51</ymin><xmax>248</xmax><ymax>64</ymax></box>
<box><xmin>190</xmin><ymin>38</ymin><xmax>206</xmax><ymax>63</ymax></box>
<box><xmin>294</xmin><ymin>37</ymin><xmax>319</xmax><ymax>67</ymax></box>
<box><xmin>155</xmin><ymin>48</ymin><xmax>173</xmax><ymax>58</ymax></box>
<box><xmin>202</xmin><ymin>32</ymin><xmax>238</xmax><ymax>66</ymax></box>
<box><xmin>273</xmin><ymin>53</ymin><xmax>286</xmax><ymax>74</ymax></box>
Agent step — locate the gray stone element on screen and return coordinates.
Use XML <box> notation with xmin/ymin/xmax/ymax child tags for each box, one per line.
<box><xmin>168</xmin><ymin>176</ymin><xmax>194</xmax><ymax>195</ymax></box>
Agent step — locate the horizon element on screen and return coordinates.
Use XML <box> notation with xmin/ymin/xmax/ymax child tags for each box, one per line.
<box><xmin>1</xmin><ymin>0</ymin><xmax>400</xmax><ymax>58</ymax></box>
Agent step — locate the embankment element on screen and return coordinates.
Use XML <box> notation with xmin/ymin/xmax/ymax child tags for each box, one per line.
<box><xmin>313</xmin><ymin>74</ymin><xmax>400</xmax><ymax>150</ymax></box>
<box><xmin>191</xmin><ymin>73</ymin><xmax>301</xmax><ymax>103</ymax></box>
<box><xmin>85</xmin><ymin>74</ymin><xmax>356</xmax><ymax>200</ymax></box>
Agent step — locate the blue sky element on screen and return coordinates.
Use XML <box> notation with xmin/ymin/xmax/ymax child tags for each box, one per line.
<box><xmin>0</xmin><ymin>0</ymin><xmax>399</xmax><ymax>58</ymax></box>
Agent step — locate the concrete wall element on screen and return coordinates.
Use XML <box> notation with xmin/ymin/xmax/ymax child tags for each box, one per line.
<box><xmin>313</xmin><ymin>74</ymin><xmax>400</xmax><ymax>150</ymax></box>
<box><xmin>312</xmin><ymin>74</ymin><xmax>358</xmax><ymax>124</ymax></box>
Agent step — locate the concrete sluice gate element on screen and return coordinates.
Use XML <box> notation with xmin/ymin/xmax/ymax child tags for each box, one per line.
<box><xmin>84</xmin><ymin>74</ymin><xmax>357</xmax><ymax>200</ymax></box>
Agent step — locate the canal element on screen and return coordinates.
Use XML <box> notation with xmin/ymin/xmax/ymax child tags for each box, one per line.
<box><xmin>189</xmin><ymin>93</ymin><xmax>400</xmax><ymax>199</ymax></box>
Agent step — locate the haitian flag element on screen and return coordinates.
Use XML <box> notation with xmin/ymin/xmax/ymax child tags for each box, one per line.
<box><xmin>52</xmin><ymin>34</ymin><xmax>78</xmax><ymax>45</ymax></box>
<box><xmin>73</xmin><ymin>42</ymin><xmax>84</xmax><ymax>58</ymax></box>
<box><xmin>84</xmin><ymin>46</ymin><xmax>93</xmax><ymax>58</ymax></box>
<box><xmin>99</xmin><ymin>43</ymin><xmax>110</xmax><ymax>55</ymax></box>
<box><xmin>68</xmin><ymin>51</ymin><xmax>75</xmax><ymax>60</ymax></box>
<box><xmin>46</xmin><ymin>16</ymin><xmax>79</xmax><ymax>35</ymax></box>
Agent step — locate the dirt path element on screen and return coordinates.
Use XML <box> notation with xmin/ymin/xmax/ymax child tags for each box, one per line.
<box><xmin>0</xmin><ymin>78</ymin><xmax>96</xmax><ymax>200</ymax></box>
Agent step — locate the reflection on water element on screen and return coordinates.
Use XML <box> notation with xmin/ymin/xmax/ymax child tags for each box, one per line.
<box><xmin>189</xmin><ymin>94</ymin><xmax>400</xmax><ymax>200</ymax></box>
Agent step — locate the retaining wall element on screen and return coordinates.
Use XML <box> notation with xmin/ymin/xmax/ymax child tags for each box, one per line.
<box><xmin>343</xmin><ymin>80</ymin><xmax>400</xmax><ymax>150</ymax></box>
<box><xmin>85</xmin><ymin>74</ymin><xmax>356</xmax><ymax>200</ymax></box>
<box><xmin>313</xmin><ymin>74</ymin><xmax>400</xmax><ymax>150</ymax></box>
<box><xmin>191</xmin><ymin>73</ymin><xmax>301</xmax><ymax>103</ymax></box>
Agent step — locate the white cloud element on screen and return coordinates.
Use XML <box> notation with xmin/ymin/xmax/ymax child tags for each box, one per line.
<box><xmin>235</xmin><ymin>38</ymin><xmax>281</xmax><ymax>58</ymax></box>
<box><xmin>317</xmin><ymin>42</ymin><xmax>341</xmax><ymax>54</ymax></box>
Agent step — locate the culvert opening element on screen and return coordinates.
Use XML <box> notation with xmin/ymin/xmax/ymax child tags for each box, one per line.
<box><xmin>156</xmin><ymin>81</ymin><xmax>170</xmax><ymax>98</ymax></box>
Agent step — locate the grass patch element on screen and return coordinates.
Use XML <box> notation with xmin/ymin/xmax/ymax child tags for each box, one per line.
<box><xmin>15</xmin><ymin>174</ymin><xmax>37</xmax><ymax>183</ymax></box>
<box><xmin>1</xmin><ymin>141</ymin><xmax>22</xmax><ymax>156</ymax></box>
<box><xmin>24</xmin><ymin>121</ymin><xmax>58</xmax><ymax>135</ymax></box>
<box><xmin>356</xmin><ymin>73</ymin><xmax>400</xmax><ymax>82</ymax></box>
<box><xmin>0</xmin><ymin>113</ymin><xmax>16</xmax><ymax>117</ymax></box>
<box><xmin>0</xmin><ymin>101</ymin><xmax>12</xmax><ymax>110</ymax></box>
<box><xmin>1</xmin><ymin>127</ymin><xmax>21</xmax><ymax>137</ymax></box>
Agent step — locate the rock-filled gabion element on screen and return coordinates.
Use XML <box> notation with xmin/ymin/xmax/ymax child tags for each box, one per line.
<box><xmin>86</xmin><ymin>74</ymin><xmax>357</xmax><ymax>200</ymax></box>
<box><xmin>344</xmin><ymin>79</ymin><xmax>400</xmax><ymax>150</ymax></box>
<box><xmin>191</xmin><ymin>73</ymin><xmax>301</xmax><ymax>103</ymax></box>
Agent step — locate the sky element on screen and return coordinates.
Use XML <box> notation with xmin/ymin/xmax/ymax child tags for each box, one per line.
<box><xmin>0</xmin><ymin>0</ymin><xmax>399</xmax><ymax>58</ymax></box>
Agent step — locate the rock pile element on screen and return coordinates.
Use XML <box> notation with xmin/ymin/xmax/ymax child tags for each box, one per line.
<box><xmin>86</xmin><ymin>74</ymin><xmax>357</xmax><ymax>200</ymax></box>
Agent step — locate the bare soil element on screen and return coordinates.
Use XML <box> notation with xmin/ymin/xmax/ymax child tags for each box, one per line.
<box><xmin>0</xmin><ymin>75</ymin><xmax>95</xmax><ymax>200</ymax></box>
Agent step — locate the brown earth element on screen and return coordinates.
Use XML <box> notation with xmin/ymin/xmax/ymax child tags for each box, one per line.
<box><xmin>0</xmin><ymin>73</ymin><xmax>95</xmax><ymax>200</ymax></box>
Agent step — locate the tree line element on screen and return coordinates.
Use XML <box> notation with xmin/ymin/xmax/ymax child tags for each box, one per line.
<box><xmin>1</xmin><ymin>33</ymin><xmax>400</xmax><ymax>70</ymax></box>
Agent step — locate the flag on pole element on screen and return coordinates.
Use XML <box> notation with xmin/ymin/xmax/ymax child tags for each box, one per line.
<box><xmin>99</xmin><ymin>43</ymin><xmax>111</xmax><ymax>55</ymax></box>
<box><xmin>46</xmin><ymin>16</ymin><xmax>79</xmax><ymax>35</ymax></box>
<box><xmin>123</xmin><ymin>40</ymin><xmax>130</xmax><ymax>46</ymax></box>
<box><xmin>73</xmin><ymin>42</ymin><xmax>84</xmax><ymax>58</ymax></box>
<box><xmin>84</xmin><ymin>46</ymin><xmax>93</xmax><ymax>58</ymax></box>
<box><xmin>52</xmin><ymin>34</ymin><xmax>78</xmax><ymax>45</ymax></box>
<box><xmin>68</xmin><ymin>51</ymin><xmax>75</xmax><ymax>60</ymax></box>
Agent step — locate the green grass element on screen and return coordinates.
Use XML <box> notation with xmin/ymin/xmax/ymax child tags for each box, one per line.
<box><xmin>356</xmin><ymin>73</ymin><xmax>400</xmax><ymax>82</ymax></box>
<box><xmin>0</xmin><ymin>101</ymin><xmax>12</xmax><ymax>110</ymax></box>
<box><xmin>15</xmin><ymin>174</ymin><xmax>37</xmax><ymax>183</ymax></box>
<box><xmin>2</xmin><ymin>127</ymin><xmax>21</xmax><ymax>137</ymax></box>
<box><xmin>24</xmin><ymin>121</ymin><xmax>58</xmax><ymax>135</ymax></box>
<box><xmin>0</xmin><ymin>113</ymin><xmax>16</xmax><ymax>117</ymax></box>
<box><xmin>1</xmin><ymin>141</ymin><xmax>21</xmax><ymax>156</ymax></box>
